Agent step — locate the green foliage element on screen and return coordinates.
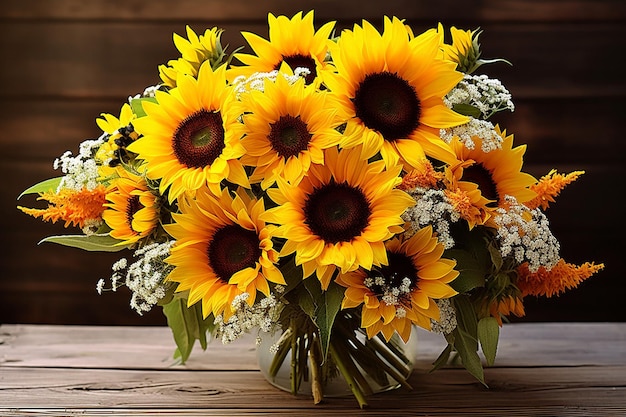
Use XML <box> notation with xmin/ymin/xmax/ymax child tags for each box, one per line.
<box><xmin>456</xmin><ymin>28</ymin><xmax>512</xmax><ymax>75</ymax></box>
<box><xmin>446</xmin><ymin>326</ymin><xmax>485</xmax><ymax>385</ymax></box>
<box><xmin>278</xmin><ymin>255</ymin><xmax>305</xmax><ymax>295</ymax></box>
<box><xmin>39</xmin><ymin>234</ymin><xmax>128</xmax><ymax>252</ymax></box>
<box><xmin>446</xmin><ymin>248</ymin><xmax>486</xmax><ymax>293</ymax></box>
<box><xmin>162</xmin><ymin>297</ymin><xmax>215</xmax><ymax>363</ymax></box>
<box><xmin>453</xmin><ymin>295</ymin><xmax>479</xmax><ymax>352</ymax></box>
<box><xmin>452</xmin><ymin>103</ymin><xmax>482</xmax><ymax>118</ymax></box>
<box><xmin>432</xmin><ymin>295</ymin><xmax>487</xmax><ymax>385</ymax></box>
<box><xmin>289</xmin><ymin>276</ymin><xmax>344</xmax><ymax>361</ymax></box>
<box><xmin>477</xmin><ymin>317</ymin><xmax>499</xmax><ymax>366</ymax></box>
<box><xmin>129</xmin><ymin>97</ymin><xmax>158</xmax><ymax>118</ymax></box>
<box><xmin>445</xmin><ymin>226</ymin><xmax>494</xmax><ymax>293</ymax></box>
<box><xmin>17</xmin><ymin>177</ymin><xmax>63</xmax><ymax>199</ymax></box>
<box><xmin>430</xmin><ymin>343</ymin><xmax>453</xmax><ymax>372</ymax></box>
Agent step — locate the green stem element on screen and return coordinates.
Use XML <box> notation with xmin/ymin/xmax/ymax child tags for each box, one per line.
<box><xmin>329</xmin><ymin>340</ymin><xmax>369</xmax><ymax>408</ymax></box>
<box><xmin>268</xmin><ymin>327</ymin><xmax>293</xmax><ymax>380</ymax></box>
<box><xmin>337</xmin><ymin>324</ymin><xmax>413</xmax><ymax>391</ymax></box>
<box><xmin>369</xmin><ymin>335</ymin><xmax>414</xmax><ymax>380</ymax></box>
<box><xmin>309</xmin><ymin>333</ymin><xmax>324</xmax><ymax>404</ymax></box>
<box><xmin>377</xmin><ymin>333</ymin><xmax>412</xmax><ymax>367</ymax></box>
<box><xmin>336</xmin><ymin>325</ymin><xmax>388</xmax><ymax>386</ymax></box>
<box><xmin>290</xmin><ymin>319</ymin><xmax>299</xmax><ymax>395</ymax></box>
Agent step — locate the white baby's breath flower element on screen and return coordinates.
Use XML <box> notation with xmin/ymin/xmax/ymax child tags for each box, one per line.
<box><xmin>98</xmin><ymin>241</ymin><xmax>175</xmax><ymax>314</ymax></box>
<box><xmin>54</xmin><ymin>133</ymin><xmax>108</xmax><ymax>192</ymax></box>
<box><xmin>430</xmin><ymin>299</ymin><xmax>458</xmax><ymax>334</ymax></box>
<box><xmin>494</xmin><ymin>196</ymin><xmax>560</xmax><ymax>272</ymax></box>
<box><xmin>445</xmin><ymin>74</ymin><xmax>514</xmax><ymax>120</ymax></box>
<box><xmin>440</xmin><ymin>118</ymin><xmax>503</xmax><ymax>152</ymax></box>
<box><xmin>232</xmin><ymin>67</ymin><xmax>311</xmax><ymax>98</ymax></box>
<box><xmin>214</xmin><ymin>294</ymin><xmax>283</xmax><ymax>344</ymax></box>
<box><xmin>402</xmin><ymin>188</ymin><xmax>460</xmax><ymax>249</ymax></box>
<box><xmin>441</xmin><ymin>74</ymin><xmax>514</xmax><ymax>152</ymax></box>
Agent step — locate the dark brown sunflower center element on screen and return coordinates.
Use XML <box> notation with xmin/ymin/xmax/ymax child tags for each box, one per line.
<box><xmin>353</xmin><ymin>71</ymin><xmax>421</xmax><ymax>141</ymax></box>
<box><xmin>276</xmin><ymin>54</ymin><xmax>317</xmax><ymax>84</ymax></box>
<box><xmin>126</xmin><ymin>195</ymin><xmax>143</xmax><ymax>232</ymax></box>
<box><xmin>462</xmin><ymin>162</ymin><xmax>499</xmax><ymax>205</ymax></box>
<box><xmin>268</xmin><ymin>115</ymin><xmax>312</xmax><ymax>158</ymax></box>
<box><xmin>304</xmin><ymin>181</ymin><xmax>371</xmax><ymax>244</ymax></box>
<box><xmin>376</xmin><ymin>251</ymin><xmax>419</xmax><ymax>290</ymax></box>
<box><xmin>365</xmin><ymin>251</ymin><xmax>418</xmax><ymax>305</ymax></box>
<box><xmin>207</xmin><ymin>224</ymin><xmax>261</xmax><ymax>282</ymax></box>
<box><xmin>173</xmin><ymin>109</ymin><xmax>225</xmax><ymax>168</ymax></box>
<box><xmin>109</xmin><ymin>123</ymin><xmax>137</xmax><ymax>167</ymax></box>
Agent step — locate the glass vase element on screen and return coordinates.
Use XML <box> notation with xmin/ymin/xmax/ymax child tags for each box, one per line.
<box><xmin>256</xmin><ymin>311</ymin><xmax>418</xmax><ymax>406</ymax></box>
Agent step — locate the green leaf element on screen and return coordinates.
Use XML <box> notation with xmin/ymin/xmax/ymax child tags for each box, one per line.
<box><xmin>194</xmin><ymin>302</ymin><xmax>215</xmax><ymax>350</ymax></box>
<box><xmin>39</xmin><ymin>234</ymin><xmax>128</xmax><ymax>252</ymax></box>
<box><xmin>162</xmin><ymin>298</ymin><xmax>213</xmax><ymax>363</ymax></box>
<box><xmin>445</xmin><ymin>248</ymin><xmax>486</xmax><ymax>293</ymax></box>
<box><xmin>18</xmin><ymin>177</ymin><xmax>63</xmax><ymax>199</ymax></box>
<box><xmin>130</xmin><ymin>96</ymin><xmax>158</xmax><ymax>118</ymax></box>
<box><xmin>289</xmin><ymin>277</ymin><xmax>344</xmax><ymax>361</ymax></box>
<box><xmin>163</xmin><ymin>297</ymin><xmax>195</xmax><ymax>363</ymax></box>
<box><xmin>294</xmin><ymin>277</ymin><xmax>319</xmax><ymax>318</ymax></box>
<box><xmin>452</xmin><ymin>103</ymin><xmax>482</xmax><ymax>118</ymax></box>
<box><xmin>312</xmin><ymin>281</ymin><xmax>344</xmax><ymax>360</ymax></box>
<box><xmin>277</xmin><ymin>255</ymin><xmax>304</xmax><ymax>296</ymax></box>
<box><xmin>452</xmin><ymin>327</ymin><xmax>486</xmax><ymax>385</ymax></box>
<box><xmin>486</xmin><ymin>241</ymin><xmax>503</xmax><ymax>272</ymax></box>
<box><xmin>453</xmin><ymin>294</ymin><xmax>479</xmax><ymax>350</ymax></box>
<box><xmin>430</xmin><ymin>343</ymin><xmax>453</xmax><ymax>372</ymax></box>
<box><xmin>477</xmin><ymin>317</ymin><xmax>500</xmax><ymax>366</ymax></box>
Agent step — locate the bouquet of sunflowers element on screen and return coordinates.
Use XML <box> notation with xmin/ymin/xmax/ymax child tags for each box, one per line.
<box><xmin>18</xmin><ymin>11</ymin><xmax>603</xmax><ymax>408</ymax></box>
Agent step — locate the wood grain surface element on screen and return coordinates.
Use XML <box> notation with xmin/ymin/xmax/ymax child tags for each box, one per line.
<box><xmin>0</xmin><ymin>323</ymin><xmax>624</xmax><ymax>416</ymax></box>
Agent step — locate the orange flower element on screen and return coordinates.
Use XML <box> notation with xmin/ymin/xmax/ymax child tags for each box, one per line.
<box><xmin>517</xmin><ymin>259</ymin><xmax>604</xmax><ymax>297</ymax></box>
<box><xmin>399</xmin><ymin>161</ymin><xmax>444</xmax><ymax>190</ymax></box>
<box><xmin>525</xmin><ymin>170</ymin><xmax>584</xmax><ymax>210</ymax></box>
<box><xmin>444</xmin><ymin>187</ymin><xmax>489</xmax><ymax>227</ymax></box>
<box><xmin>488</xmin><ymin>294</ymin><xmax>525</xmax><ymax>326</ymax></box>
<box><xmin>18</xmin><ymin>186</ymin><xmax>107</xmax><ymax>229</ymax></box>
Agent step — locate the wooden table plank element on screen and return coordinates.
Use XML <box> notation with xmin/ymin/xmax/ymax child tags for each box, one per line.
<box><xmin>0</xmin><ymin>323</ymin><xmax>624</xmax><ymax>416</ymax></box>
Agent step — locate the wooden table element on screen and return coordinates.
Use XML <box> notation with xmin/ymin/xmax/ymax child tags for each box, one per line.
<box><xmin>0</xmin><ymin>323</ymin><xmax>624</xmax><ymax>416</ymax></box>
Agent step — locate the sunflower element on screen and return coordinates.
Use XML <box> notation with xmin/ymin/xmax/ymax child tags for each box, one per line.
<box><xmin>261</xmin><ymin>146</ymin><xmax>415</xmax><ymax>290</ymax></box>
<box><xmin>439</xmin><ymin>25</ymin><xmax>474</xmax><ymax>64</ymax></box>
<box><xmin>336</xmin><ymin>226</ymin><xmax>459</xmax><ymax>342</ymax></box>
<box><xmin>231</xmin><ymin>11</ymin><xmax>335</xmax><ymax>85</ymax></box>
<box><xmin>159</xmin><ymin>26</ymin><xmax>225</xmax><ymax>88</ymax></box>
<box><xmin>165</xmin><ymin>187</ymin><xmax>285</xmax><ymax>320</ymax></box>
<box><xmin>437</xmin><ymin>24</ymin><xmax>510</xmax><ymax>75</ymax></box>
<box><xmin>128</xmin><ymin>62</ymin><xmax>249</xmax><ymax>203</ymax></box>
<box><xmin>236</xmin><ymin>72</ymin><xmax>344</xmax><ymax>189</ymax></box>
<box><xmin>95</xmin><ymin>103</ymin><xmax>139</xmax><ymax>178</ymax></box>
<box><xmin>438</xmin><ymin>25</ymin><xmax>477</xmax><ymax>72</ymax></box>
<box><xmin>325</xmin><ymin>16</ymin><xmax>468</xmax><ymax>171</ymax></box>
<box><xmin>101</xmin><ymin>168</ymin><xmax>159</xmax><ymax>246</ymax></box>
<box><xmin>446</xmin><ymin>126</ymin><xmax>537</xmax><ymax>223</ymax></box>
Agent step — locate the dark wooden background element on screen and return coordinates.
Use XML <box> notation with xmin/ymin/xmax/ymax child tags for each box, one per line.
<box><xmin>1</xmin><ymin>0</ymin><xmax>624</xmax><ymax>325</ymax></box>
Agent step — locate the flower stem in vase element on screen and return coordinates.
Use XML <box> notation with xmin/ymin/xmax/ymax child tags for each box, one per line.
<box><xmin>290</xmin><ymin>325</ymin><xmax>299</xmax><ymax>394</ymax></box>
<box><xmin>368</xmin><ymin>335</ymin><xmax>414</xmax><ymax>382</ymax></box>
<box><xmin>268</xmin><ymin>326</ymin><xmax>293</xmax><ymax>379</ymax></box>
<box><xmin>309</xmin><ymin>332</ymin><xmax>324</xmax><ymax>404</ymax></box>
<box><xmin>329</xmin><ymin>340</ymin><xmax>370</xmax><ymax>408</ymax></box>
<box><xmin>334</xmin><ymin>313</ymin><xmax>413</xmax><ymax>392</ymax></box>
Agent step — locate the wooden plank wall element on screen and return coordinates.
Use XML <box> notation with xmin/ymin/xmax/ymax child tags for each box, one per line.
<box><xmin>1</xmin><ymin>0</ymin><xmax>624</xmax><ymax>325</ymax></box>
